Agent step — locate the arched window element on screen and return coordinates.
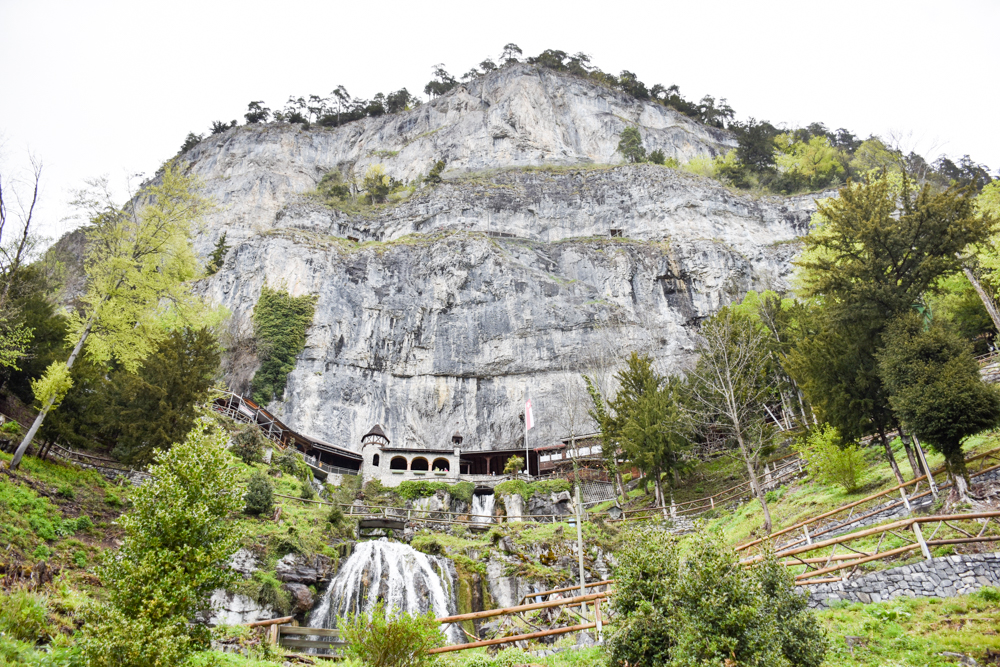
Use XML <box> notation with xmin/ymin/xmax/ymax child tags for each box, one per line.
<box><xmin>372</xmin><ymin>454</ymin><xmax>380</xmax><ymax>468</ymax></box>
<box><xmin>411</xmin><ymin>457</ymin><xmax>429</xmax><ymax>471</ymax></box>
<box><xmin>432</xmin><ymin>458</ymin><xmax>450</xmax><ymax>472</ymax></box>
<box><xmin>390</xmin><ymin>456</ymin><xmax>407</xmax><ymax>470</ymax></box>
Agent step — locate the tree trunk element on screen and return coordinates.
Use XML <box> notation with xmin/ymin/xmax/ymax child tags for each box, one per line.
<box><xmin>9</xmin><ymin>313</ymin><xmax>96</xmax><ymax>470</ymax></box>
<box><xmin>737</xmin><ymin>432</ymin><xmax>771</xmax><ymax>534</ymax></box>
<box><xmin>654</xmin><ymin>470</ymin><xmax>668</xmax><ymax>520</ymax></box>
<box><xmin>880</xmin><ymin>430</ymin><xmax>905</xmax><ymax>486</ymax></box>
<box><xmin>964</xmin><ymin>266</ymin><xmax>1000</xmax><ymax>335</ymax></box>
<box><xmin>945</xmin><ymin>447</ymin><xmax>972</xmax><ymax>504</ymax></box>
<box><xmin>899</xmin><ymin>436</ymin><xmax>921</xmax><ymax>480</ymax></box>
<box><xmin>616</xmin><ymin>468</ymin><xmax>626</xmax><ymax>507</ymax></box>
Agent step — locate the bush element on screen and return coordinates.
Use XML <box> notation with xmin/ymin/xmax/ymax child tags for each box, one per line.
<box><xmin>396</xmin><ymin>481</ymin><xmax>474</xmax><ymax>505</ymax></box>
<box><xmin>648</xmin><ymin>149</ymin><xmax>665</xmax><ymax>165</ymax></box>
<box><xmin>318</xmin><ymin>170</ymin><xmax>352</xmax><ymax>201</ymax></box>
<box><xmin>73</xmin><ymin>515</ymin><xmax>94</xmax><ymax>532</ymax></box>
<box><xmin>341</xmin><ymin>601</ymin><xmax>444</xmax><ymax>667</ymax></box>
<box><xmin>74</xmin><ymin>550</ymin><xmax>88</xmax><ymax>568</ymax></box>
<box><xmin>230</xmin><ymin>426</ymin><xmax>266</xmax><ymax>465</ymax></box>
<box><xmin>244</xmin><ymin>471</ymin><xmax>274</xmax><ymax>516</ymax></box>
<box><xmin>1</xmin><ymin>420</ymin><xmax>23</xmax><ymax>436</ymax></box>
<box><xmin>502</xmin><ymin>456</ymin><xmax>524</xmax><ymax>475</ymax></box>
<box><xmin>0</xmin><ymin>588</ymin><xmax>51</xmax><ymax>643</ymax></box>
<box><xmin>426</xmin><ymin>160</ymin><xmax>446</xmax><ymax>185</ymax></box>
<box><xmin>794</xmin><ymin>424</ymin><xmax>869</xmax><ymax>492</ymax></box>
<box><xmin>300</xmin><ymin>481</ymin><xmax>316</xmax><ymax>500</ymax></box>
<box><xmin>975</xmin><ymin>586</ymin><xmax>1000</xmax><ymax>603</ymax></box>
<box><xmin>103</xmin><ymin>491</ymin><xmax>122</xmax><ymax>508</ymax></box>
<box><xmin>607</xmin><ymin>528</ymin><xmax>826</xmax><ymax>667</ymax></box>
<box><xmin>327</xmin><ymin>505</ymin><xmax>345</xmax><ymax>527</ymax></box>
<box><xmin>274</xmin><ymin>448</ymin><xmax>311</xmax><ymax>483</ymax></box>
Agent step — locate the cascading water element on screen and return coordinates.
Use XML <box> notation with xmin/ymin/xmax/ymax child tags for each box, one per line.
<box><xmin>308</xmin><ymin>539</ymin><xmax>463</xmax><ymax>644</ymax></box>
<box><xmin>471</xmin><ymin>492</ymin><xmax>495</xmax><ymax>525</ymax></box>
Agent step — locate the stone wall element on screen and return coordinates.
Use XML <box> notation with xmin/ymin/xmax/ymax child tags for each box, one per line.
<box><xmin>805</xmin><ymin>552</ymin><xmax>1000</xmax><ymax>609</ymax></box>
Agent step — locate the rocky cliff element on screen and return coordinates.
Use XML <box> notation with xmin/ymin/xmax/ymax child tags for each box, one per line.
<box><xmin>177</xmin><ymin>64</ymin><xmax>823</xmax><ymax>452</ymax></box>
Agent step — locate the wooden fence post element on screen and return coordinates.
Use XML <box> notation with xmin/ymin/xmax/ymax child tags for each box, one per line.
<box><xmin>912</xmin><ymin>521</ymin><xmax>932</xmax><ymax>561</ymax></box>
<box><xmin>595</xmin><ymin>598</ymin><xmax>603</xmax><ymax>643</ymax></box>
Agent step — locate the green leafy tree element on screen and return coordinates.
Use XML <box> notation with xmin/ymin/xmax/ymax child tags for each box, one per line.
<box><xmin>250</xmin><ymin>286</ymin><xmax>317</xmax><ymax>405</ymax></box>
<box><xmin>36</xmin><ymin>326</ymin><xmax>220</xmax><ymax>463</ymax></box>
<box><xmin>618</xmin><ymin>126</ymin><xmax>646</xmax><ymax>164</ymax></box>
<box><xmin>10</xmin><ymin>162</ymin><xmax>213</xmax><ymax>470</ymax></box>
<box><xmin>790</xmin><ymin>174</ymin><xmax>994</xmax><ymax>484</ymax></box>
<box><xmin>340</xmin><ymin>600</ymin><xmax>445</xmax><ymax>667</ymax></box>
<box><xmin>774</xmin><ymin>134</ymin><xmax>847</xmax><ymax>191</ymax></box>
<box><xmin>607</xmin><ymin>528</ymin><xmax>826</xmax><ymax>667</ymax></box>
<box><xmin>648</xmin><ymin>149</ymin><xmax>666</xmax><ymax>165</ymax></box>
<box><xmin>503</xmin><ymin>455</ymin><xmax>524</xmax><ymax>475</ymax></box>
<box><xmin>205</xmin><ymin>232</ymin><xmax>230</xmax><ymax>276</ymax></box>
<box><xmin>878</xmin><ymin>316</ymin><xmax>1000</xmax><ymax>502</ymax></box>
<box><xmin>80</xmin><ymin>416</ymin><xmax>244</xmax><ymax>667</ymax></box>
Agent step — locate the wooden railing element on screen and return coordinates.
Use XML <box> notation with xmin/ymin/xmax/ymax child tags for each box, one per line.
<box><xmin>737</xmin><ymin>446</ymin><xmax>1000</xmax><ymax>554</ymax></box>
<box><xmin>431</xmin><ymin>591</ymin><xmax>610</xmax><ymax>654</ymax></box>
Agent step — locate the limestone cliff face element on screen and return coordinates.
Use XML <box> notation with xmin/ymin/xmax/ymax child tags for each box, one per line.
<box><xmin>183</xmin><ymin>65</ymin><xmax>822</xmax><ymax>453</ymax></box>
<box><xmin>183</xmin><ymin>64</ymin><xmax>734</xmax><ymax>256</ymax></box>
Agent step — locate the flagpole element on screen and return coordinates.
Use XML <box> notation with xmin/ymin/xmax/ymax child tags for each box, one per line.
<box><xmin>524</xmin><ymin>388</ymin><xmax>530</xmax><ymax>478</ymax></box>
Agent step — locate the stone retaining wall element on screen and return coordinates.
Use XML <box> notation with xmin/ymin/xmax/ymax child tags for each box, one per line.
<box><xmin>805</xmin><ymin>552</ymin><xmax>1000</xmax><ymax>609</ymax></box>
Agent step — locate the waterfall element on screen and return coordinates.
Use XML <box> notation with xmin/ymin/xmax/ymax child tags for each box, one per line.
<box><xmin>471</xmin><ymin>492</ymin><xmax>495</xmax><ymax>525</ymax></box>
<box><xmin>308</xmin><ymin>539</ymin><xmax>463</xmax><ymax>644</ymax></box>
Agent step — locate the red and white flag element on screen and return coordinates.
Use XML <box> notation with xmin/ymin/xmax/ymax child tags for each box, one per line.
<box><xmin>525</xmin><ymin>399</ymin><xmax>534</xmax><ymax>431</ymax></box>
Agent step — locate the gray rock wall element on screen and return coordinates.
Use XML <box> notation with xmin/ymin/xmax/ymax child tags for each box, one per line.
<box><xmin>805</xmin><ymin>552</ymin><xmax>1000</xmax><ymax>609</ymax></box>
<box><xmin>170</xmin><ymin>66</ymin><xmax>830</xmax><ymax>455</ymax></box>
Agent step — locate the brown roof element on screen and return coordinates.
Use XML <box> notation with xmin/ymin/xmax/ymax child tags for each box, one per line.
<box><xmin>363</xmin><ymin>424</ymin><xmax>390</xmax><ymax>442</ymax></box>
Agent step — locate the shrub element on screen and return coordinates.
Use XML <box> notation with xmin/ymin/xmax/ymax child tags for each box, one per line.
<box><xmin>502</xmin><ymin>456</ymin><xmax>524</xmax><ymax>475</ymax></box>
<box><xmin>341</xmin><ymin>601</ymin><xmax>445</xmax><ymax>667</ymax></box>
<box><xmin>0</xmin><ymin>588</ymin><xmax>51</xmax><ymax>643</ymax></box>
<box><xmin>300</xmin><ymin>481</ymin><xmax>316</xmax><ymax>500</ymax></box>
<box><xmin>103</xmin><ymin>491</ymin><xmax>122</xmax><ymax>508</ymax></box>
<box><xmin>396</xmin><ymin>481</ymin><xmax>474</xmax><ymax>505</ymax></box>
<box><xmin>975</xmin><ymin>586</ymin><xmax>1000</xmax><ymax>603</ymax></box>
<box><xmin>74</xmin><ymin>550</ymin><xmax>89</xmax><ymax>568</ymax></box>
<box><xmin>74</xmin><ymin>515</ymin><xmax>94</xmax><ymax>533</ymax></box>
<box><xmin>493</xmin><ymin>647</ymin><xmax>530</xmax><ymax>667</ymax></box>
<box><xmin>426</xmin><ymin>160</ymin><xmax>446</xmax><ymax>185</ymax></box>
<box><xmin>648</xmin><ymin>149</ymin><xmax>665</xmax><ymax>165</ymax></box>
<box><xmin>607</xmin><ymin>528</ymin><xmax>826</xmax><ymax>667</ymax></box>
<box><xmin>244</xmin><ymin>471</ymin><xmax>274</xmax><ymax>516</ymax></box>
<box><xmin>229</xmin><ymin>426</ymin><xmax>266</xmax><ymax>466</ymax></box>
<box><xmin>274</xmin><ymin>448</ymin><xmax>311</xmax><ymax>483</ymax></box>
<box><xmin>794</xmin><ymin>424</ymin><xmax>869</xmax><ymax>492</ymax></box>
<box><xmin>250</xmin><ymin>571</ymin><xmax>291</xmax><ymax>614</ymax></box>
<box><xmin>1</xmin><ymin>420</ymin><xmax>22</xmax><ymax>436</ymax></box>
<box><xmin>318</xmin><ymin>170</ymin><xmax>352</xmax><ymax>201</ymax></box>
<box><xmin>327</xmin><ymin>505</ymin><xmax>345</xmax><ymax>527</ymax></box>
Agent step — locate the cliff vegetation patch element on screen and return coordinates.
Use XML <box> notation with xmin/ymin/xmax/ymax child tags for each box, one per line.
<box><xmin>250</xmin><ymin>286</ymin><xmax>318</xmax><ymax>405</ymax></box>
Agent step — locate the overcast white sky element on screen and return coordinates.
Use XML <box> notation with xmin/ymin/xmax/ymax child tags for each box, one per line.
<box><xmin>2</xmin><ymin>0</ymin><xmax>997</xmax><ymax>245</ymax></box>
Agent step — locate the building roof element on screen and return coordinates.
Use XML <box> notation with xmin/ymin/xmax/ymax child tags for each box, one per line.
<box><xmin>363</xmin><ymin>424</ymin><xmax>390</xmax><ymax>443</ymax></box>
